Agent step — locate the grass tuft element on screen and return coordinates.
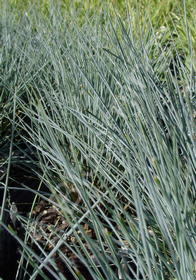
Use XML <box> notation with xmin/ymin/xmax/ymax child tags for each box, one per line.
<box><xmin>0</xmin><ymin>0</ymin><xmax>195</xmax><ymax>279</ymax></box>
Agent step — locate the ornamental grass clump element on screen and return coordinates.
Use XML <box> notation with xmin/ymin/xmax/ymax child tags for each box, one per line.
<box><xmin>0</xmin><ymin>1</ymin><xmax>195</xmax><ymax>279</ymax></box>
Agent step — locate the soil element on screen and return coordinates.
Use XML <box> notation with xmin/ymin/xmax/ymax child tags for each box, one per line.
<box><xmin>0</xmin><ymin>148</ymin><xmax>141</xmax><ymax>280</ymax></box>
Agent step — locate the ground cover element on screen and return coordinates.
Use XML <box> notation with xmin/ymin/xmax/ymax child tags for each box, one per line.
<box><xmin>0</xmin><ymin>0</ymin><xmax>196</xmax><ymax>279</ymax></box>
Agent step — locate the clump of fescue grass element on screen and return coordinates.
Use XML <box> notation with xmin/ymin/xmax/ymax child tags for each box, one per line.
<box><xmin>0</xmin><ymin>0</ymin><xmax>196</xmax><ymax>279</ymax></box>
